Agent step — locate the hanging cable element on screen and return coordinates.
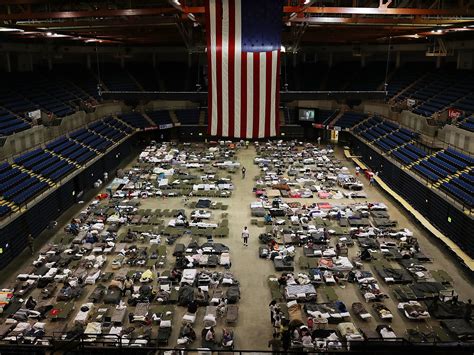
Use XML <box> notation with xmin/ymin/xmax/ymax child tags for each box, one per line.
<box><xmin>383</xmin><ymin>36</ymin><xmax>392</xmax><ymax>94</ymax></box>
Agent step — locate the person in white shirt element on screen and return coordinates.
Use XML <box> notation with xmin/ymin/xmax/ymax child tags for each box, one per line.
<box><xmin>242</xmin><ymin>226</ymin><xmax>250</xmax><ymax>246</ymax></box>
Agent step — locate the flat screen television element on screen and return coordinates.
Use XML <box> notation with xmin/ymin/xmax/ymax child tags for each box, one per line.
<box><xmin>299</xmin><ymin>108</ymin><xmax>316</xmax><ymax>122</ymax></box>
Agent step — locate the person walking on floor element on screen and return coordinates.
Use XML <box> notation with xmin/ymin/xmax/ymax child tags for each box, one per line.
<box><xmin>241</xmin><ymin>166</ymin><xmax>246</xmax><ymax>179</ymax></box>
<box><xmin>242</xmin><ymin>226</ymin><xmax>250</xmax><ymax>246</ymax></box>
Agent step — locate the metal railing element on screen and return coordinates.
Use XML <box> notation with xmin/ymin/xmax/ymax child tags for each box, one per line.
<box><xmin>0</xmin><ymin>333</ymin><xmax>472</xmax><ymax>354</ymax></box>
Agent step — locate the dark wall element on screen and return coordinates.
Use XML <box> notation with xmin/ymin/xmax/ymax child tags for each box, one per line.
<box><xmin>0</xmin><ymin>138</ymin><xmax>133</xmax><ymax>270</ymax></box>
<box><xmin>349</xmin><ymin>134</ymin><xmax>474</xmax><ymax>259</ymax></box>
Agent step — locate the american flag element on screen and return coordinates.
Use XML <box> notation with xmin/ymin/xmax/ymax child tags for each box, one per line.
<box><xmin>205</xmin><ymin>0</ymin><xmax>283</xmax><ymax>139</ymax></box>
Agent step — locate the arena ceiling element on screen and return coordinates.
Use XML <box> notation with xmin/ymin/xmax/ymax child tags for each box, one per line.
<box><xmin>0</xmin><ymin>0</ymin><xmax>474</xmax><ymax>50</ymax></box>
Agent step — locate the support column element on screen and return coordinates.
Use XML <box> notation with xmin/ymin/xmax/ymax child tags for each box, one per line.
<box><xmin>292</xmin><ymin>53</ymin><xmax>297</xmax><ymax>68</ymax></box>
<box><xmin>436</xmin><ymin>56</ymin><xmax>441</xmax><ymax>69</ymax></box>
<box><xmin>47</xmin><ymin>56</ymin><xmax>52</xmax><ymax>71</ymax></box>
<box><xmin>361</xmin><ymin>54</ymin><xmax>366</xmax><ymax>68</ymax></box>
<box><xmin>120</xmin><ymin>56</ymin><xmax>125</xmax><ymax>69</ymax></box>
<box><xmin>328</xmin><ymin>52</ymin><xmax>333</xmax><ymax>68</ymax></box>
<box><xmin>188</xmin><ymin>53</ymin><xmax>192</xmax><ymax>68</ymax></box>
<box><xmin>152</xmin><ymin>52</ymin><xmax>157</xmax><ymax>69</ymax></box>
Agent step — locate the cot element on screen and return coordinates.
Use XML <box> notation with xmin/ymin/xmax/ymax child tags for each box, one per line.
<box><xmin>132</xmin><ymin>303</ymin><xmax>150</xmax><ymax>322</ymax></box>
<box><xmin>224</xmin><ymin>305</ymin><xmax>238</xmax><ymax>325</ymax></box>
<box><xmin>74</xmin><ymin>303</ymin><xmax>94</xmax><ymax>324</ymax></box>
<box><xmin>285</xmin><ymin>284</ymin><xmax>317</xmax><ymax>301</ymax></box>
<box><xmin>0</xmin><ymin>323</ymin><xmax>16</xmax><ymax>339</ymax></box>
<box><xmin>180</xmin><ymin>269</ymin><xmax>197</xmax><ymax>285</ymax></box>
<box><xmin>104</xmin><ymin>286</ymin><xmax>122</xmax><ymax>305</ymax></box>
<box><xmin>287</xmin><ymin>301</ymin><xmax>304</xmax><ymax>325</ymax></box>
<box><xmin>267</xmin><ymin>275</ymin><xmax>284</xmax><ymax>301</ymax></box>
<box><xmin>226</xmin><ymin>285</ymin><xmax>240</xmax><ymax>304</ymax></box>
<box><xmin>203</xmin><ymin>306</ymin><xmax>217</xmax><ymax>327</ymax></box>
<box><xmin>273</xmin><ymin>257</ymin><xmax>294</xmax><ymax>271</ymax></box>
<box><xmin>111</xmin><ymin>307</ymin><xmax>127</xmax><ymax>325</ymax></box>
<box><xmin>50</xmin><ymin>301</ymin><xmax>75</xmax><ymax>321</ymax></box>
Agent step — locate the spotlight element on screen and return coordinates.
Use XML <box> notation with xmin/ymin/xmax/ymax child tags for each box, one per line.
<box><xmin>46</xmin><ymin>32</ymin><xmax>53</xmax><ymax>36</ymax></box>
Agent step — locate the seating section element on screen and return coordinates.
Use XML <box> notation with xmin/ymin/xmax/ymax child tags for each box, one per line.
<box><xmin>117</xmin><ymin>112</ymin><xmax>151</xmax><ymax>129</ymax></box>
<box><xmin>46</xmin><ymin>136</ymin><xmax>96</xmax><ymax>164</ymax></box>
<box><xmin>0</xmin><ymin>107</ymin><xmax>31</xmax><ymax>136</ymax></box>
<box><xmin>101</xmin><ymin>64</ymin><xmax>141</xmax><ymax>91</ymax></box>
<box><xmin>0</xmin><ymin>204</ymin><xmax>11</xmax><ymax>218</ymax></box>
<box><xmin>103</xmin><ymin>116</ymin><xmax>134</xmax><ymax>134</ymax></box>
<box><xmin>175</xmin><ymin>109</ymin><xmax>200</xmax><ymax>125</ymax></box>
<box><xmin>0</xmin><ymin>162</ymin><xmax>48</xmax><ymax>206</ymax></box>
<box><xmin>70</xmin><ymin>128</ymin><xmax>113</xmax><ymax>152</ymax></box>
<box><xmin>14</xmin><ymin>150</ymin><xmax>75</xmax><ymax>182</ymax></box>
<box><xmin>88</xmin><ymin>120</ymin><xmax>126</xmax><ymax>142</ymax></box>
<box><xmin>452</xmin><ymin>93</ymin><xmax>474</xmax><ymax>115</ymax></box>
<box><xmin>458</xmin><ymin>116</ymin><xmax>474</xmax><ymax>132</ymax></box>
<box><xmin>396</xmin><ymin>69</ymin><xmax>474</xmax><ymax>117</ymax></box>
<box><xmin>386</xmin><ymin>62</ymin><xmax>435</xmax><ymax>99</ymax></box>
<box><xmin>352</xmin><ymin>115</ymin><xmax>474</xmax><ymax>207</ymax></box>
<box><xmin>147</xmin><ymin>110</ymin><xmax>173</xmax><ymax>126</ymax></box>
<box><xmin>334</xmin><ymin>112</ymin><xmax>367</xmax><ymax>129</ymax></box>
<box><xmin>441</xmin><ymin>177</ymin><xmax>474</xmax><ymax>208</ymax></box>
<box><xmin>0</xmin><ymin>115</ymin><xmax>134</xmax><ymax>213</ymax></box>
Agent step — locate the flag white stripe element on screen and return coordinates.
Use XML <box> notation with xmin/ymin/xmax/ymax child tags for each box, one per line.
<box><xmin>270</xmin><ymin>50</ymin><xmax>277</xmax><ymax>136</ymax></box>
<box><xmin>221</xmin><ymin>0</ymin><xmax>229</xmax><ymax>137</ymax></box>
<box><xmin>259</xmin><ymin>52</ymin><xmax>266</xmax><ymax>138</ymax></box>
<box><xmin>234</xmin><ymin>0</ymin><xmax>241</xmax><ymax>138</ymax></box>
<box><xmin>209</xmin><ymin>0</ymin><xmax>218</xmax><ymax>136</ymax></box>
<box><xmin>246</xmin><ymin>53</ymin><xmax>253</xmax><ymax>138</ymax></box>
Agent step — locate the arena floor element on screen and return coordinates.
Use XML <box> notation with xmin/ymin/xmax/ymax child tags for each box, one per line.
<box><xmin>1</xmin><ymin>143</ymin><xmax>473</xmax><ymax>351</ymax></box>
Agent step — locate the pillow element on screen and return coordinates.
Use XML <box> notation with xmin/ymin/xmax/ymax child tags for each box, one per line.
<box><xmin>160</xmin><ymin>320</ymin><xmax>171</xmax><ymax>328</ymax></box>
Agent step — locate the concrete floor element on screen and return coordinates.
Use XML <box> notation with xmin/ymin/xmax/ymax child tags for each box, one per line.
<box><xmin>1</xmin><ymin>143</ymin><xmax>473</xmax><ymax>351</ymax></box>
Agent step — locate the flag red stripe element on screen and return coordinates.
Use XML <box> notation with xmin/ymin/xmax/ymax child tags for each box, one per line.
<box><xmin>215</xmin><ymin>0</ymin><xmax>223</xmax><ymax>137</ymax></box>
<box><xmin>228</xmin><ymin>0</ymin><xmax>235</xmax><ymax>138</ymax></box>
<box><xmin>252</xmin><ymin>52</ymin><xmax>260</xmax><ymax>139</ymax></box>
<box><xmin>275</xmin><ymin>50</ymin><xmax>281</xmax><ymax>135</ymax></box>
<box><xmin>240</xmin><ymin>52</ymin><xmax>247</xmax><ymax>139</ymax></box>
<box><xmin>205</xmin><ymin>0</ymin><xmax>212</xmax><ymax>135</ymax></box>
<box><xmin>264</xmin><ymin>51</ymin><xmax>272</xmax><ymax>137</ymax></box>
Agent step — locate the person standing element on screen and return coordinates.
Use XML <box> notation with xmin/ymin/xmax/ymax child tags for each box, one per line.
<box><xmin>268</xmin><ymin>333</ymin><xmax>282</xmax><ymax>354</ymax></box>
<box><xmin>242</xmin><ymin>226</ymin><xmax>250</xmax><ymax>246</ymax></box>
<box><xmin>317</xmin><ymin>136</ymin><xmax>321</xmax><ymax>146</ymax></box>
<box><xmin>241</xmin><ymin>166</ymin><xmax>246</xmax><ymax>179</ymax></box>
<box><xmin>281</xmin><ymin>329</ymin><xmax>291</xmax><ymax>353</ymax></box>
